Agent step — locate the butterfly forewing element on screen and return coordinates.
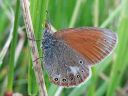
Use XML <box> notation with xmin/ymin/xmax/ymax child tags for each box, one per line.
<box><xmin>54</xmin><ymin>27</ymin><xmax>118</xmax><ymax>65</ymax></box>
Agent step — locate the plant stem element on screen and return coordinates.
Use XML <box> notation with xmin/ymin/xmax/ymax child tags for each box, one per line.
<box><xmin>69</xmin><ymin>0</ymin><xmax>86</xmax><ymax>28</ymax></box>
<box><xmin>6</xmin><ymin>0</ymin><xmax>20</xmax><ymax>93</ymax></box>
<box><xmin>21</xmin><ymin>0</ymin><xmax>48</xmax><ymax>96</ymax></box>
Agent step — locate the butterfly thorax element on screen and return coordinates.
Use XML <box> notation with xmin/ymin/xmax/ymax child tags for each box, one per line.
<box><xmin>43</xmin><ymin>29</ymin><xmax>57</xmax><ymax>49</ymax></box>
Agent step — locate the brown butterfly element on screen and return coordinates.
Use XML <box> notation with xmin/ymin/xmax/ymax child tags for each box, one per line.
<box><xmin>43</xmin><ymin>23</ymin><xmax>118</xmax><ymax>87</ymax></box>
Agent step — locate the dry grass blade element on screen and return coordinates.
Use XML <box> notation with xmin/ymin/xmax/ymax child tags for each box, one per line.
<box><xmin>20</xmin><ymin>0</ymin><xmax>48</xmax><ymax>96</ymax></box>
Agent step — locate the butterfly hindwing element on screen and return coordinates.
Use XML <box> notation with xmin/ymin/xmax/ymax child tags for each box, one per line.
<box><xmin>43</xmin><ymin>35</ymin><xmax>91</xmax><ymax>87</ymax></box>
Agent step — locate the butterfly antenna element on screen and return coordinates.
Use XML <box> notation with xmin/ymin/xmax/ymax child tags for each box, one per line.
<box><xmin>45</xmin><ymin>10</ymin><xmax>51</xmax><ymax>30</ymax></box>
<box><xmin>27</xmin><ymin>11</ymin><xmax>51</xmax><ymax>41</ymax></box>
<box><xmin>45</xmin><ymin>10</ymin><xmax>50</xmax><ymax>22</ymax></box>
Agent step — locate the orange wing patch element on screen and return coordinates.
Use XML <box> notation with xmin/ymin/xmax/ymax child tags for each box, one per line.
<box><xmin>54</xmin><ymin>27</ymin><xmax>117</xmax><ymax>65</ymax></box>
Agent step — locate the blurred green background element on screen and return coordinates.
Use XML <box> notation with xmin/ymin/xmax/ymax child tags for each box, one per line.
<box><xmin>0</xmin><ymin>0</ymin><xmax>128</xmax><ymax>96</ymax></box>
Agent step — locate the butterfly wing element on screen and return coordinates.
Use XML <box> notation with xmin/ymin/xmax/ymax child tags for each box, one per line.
<box><xmin>54</xmin><ymin>27</ymin><xmax>118</xmax><ymax>65</ymax></box>
<box><xmin>43</xmin><ymin>37</ymin><xmax>91</xmax><ymax>87</ymax></box>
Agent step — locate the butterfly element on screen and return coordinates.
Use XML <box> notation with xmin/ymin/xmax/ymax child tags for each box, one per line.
<box><xmin>42</xmin><ymin>23</ymin><xmax>118</xmax><ymax>87</ymax></box>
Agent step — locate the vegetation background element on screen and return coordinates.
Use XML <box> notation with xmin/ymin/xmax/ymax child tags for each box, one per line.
<box><xmin>0</xmin><ymin>0</ymin><xmax>128</xmax><ymax>96</ymax></box>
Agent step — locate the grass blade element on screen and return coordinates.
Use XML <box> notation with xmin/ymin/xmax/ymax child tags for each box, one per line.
<box><xmin>6</xmin><ymin>0</ymin><xmax>20</xmax><ymax>95</ymax></box>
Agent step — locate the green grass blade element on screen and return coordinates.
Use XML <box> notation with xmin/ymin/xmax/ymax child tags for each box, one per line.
<box><xmin>6</xmin><ymin>0</ymin><xmax>20</xmax><ymax>93</ymax></box>
<box><xmin>107</xmin><ymin>0</ymin><xmax>128</xmax><ymax>95</ymax></box>
<box><xmin>96</xmin><ymin>81</ymin><xmax>107</xmax><ymax>96</ymax></box>
<box><xmin>69</xmin><ymin>0</ymin><xmax>86</xmax><ymax>28</ymax></box>
<box><xmin>28</xmin><ymin>58</ymin><xmax>38</xmax><ymax>95</ymax></box>
<box><xmin>27</xmin><ymin>0</ymin><xmax>48</xmax><ymax>95</ymax></box>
